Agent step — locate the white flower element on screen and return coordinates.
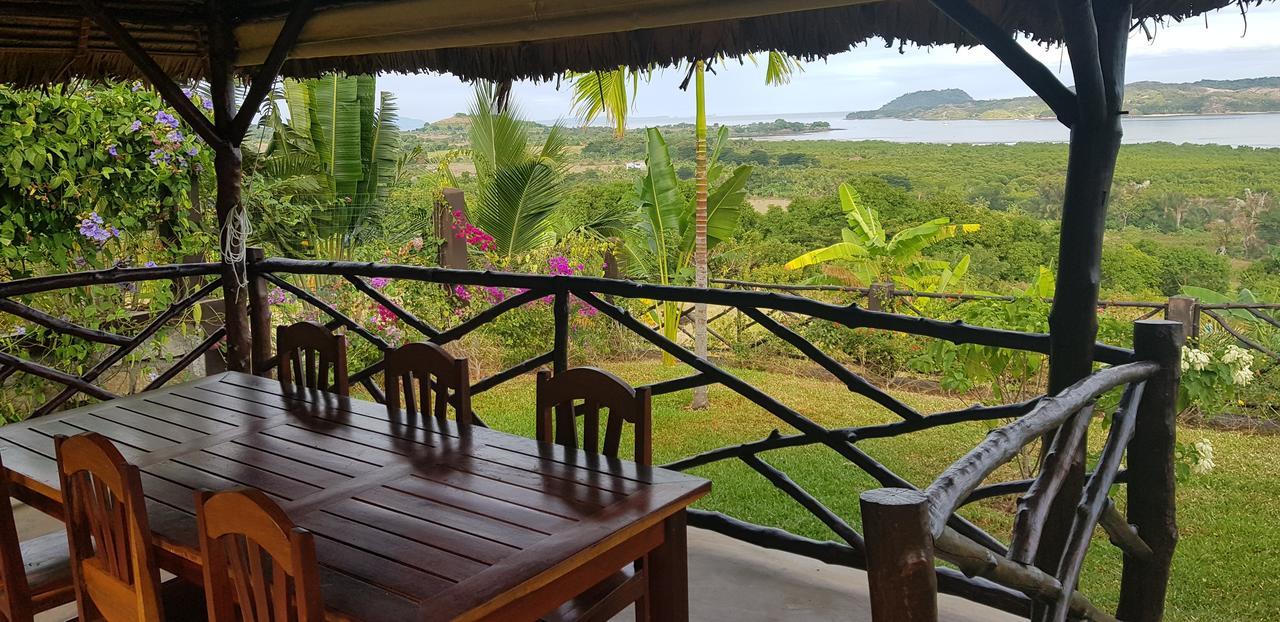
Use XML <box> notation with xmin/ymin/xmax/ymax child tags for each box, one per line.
<box><xmin>1180</xmin><ymin>347</ymin><xmax>1211</xmax><ymax>372</ymax></box>
<box><xmin>1230</xmin><ymin>367</ymin><xmax>1254</xmax><ymax>386</ymax></box>
<box><xmin>1221</xmin><ymin>344</ymin><xmax>1254</xmax><ymax>367</ymax></box>
<box><xmin>1191</xmin><ymin>438</ymin><xmax>1215</xmax><ymax>475</ymax></box>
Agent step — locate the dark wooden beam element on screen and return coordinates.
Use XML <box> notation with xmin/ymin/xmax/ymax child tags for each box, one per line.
<box><xmin>206</xmin><ymin>0</ymin><xmax>252</xmax><ymax>373</ymax></box>
<box><xmin>0</xmin><ymin>298</ymin><xmax>130</xmax><ymax>346</ymax></box>
<box><xmin>1037</xmin><ymin>4</ymin><xmax>1133</xmax><ymax>616</ymax></box>
<box><xmin>1117</xmin><ymin>321</ymin><xmax>1183</xmax><ymax>621</ymax></box>
<box><xmin>77</xmin><ymin>0</ymin><xmax>221</xmax><ymax>147</ymax></box>
<box><xmin>927</xmin><ymin>0</ymin><xmax>1078</xmax><ymax>127</ymax></box>
<box><xmin>230</xmin><ymin>0</ymin><xmax>316</xmax><ymax>142</ymax></box>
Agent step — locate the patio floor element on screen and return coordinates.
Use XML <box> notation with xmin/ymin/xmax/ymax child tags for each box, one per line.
<box><xmin>17</xmin><ymin>503</ymin><xmax>1017</xmax><ymax>621</ymax></box>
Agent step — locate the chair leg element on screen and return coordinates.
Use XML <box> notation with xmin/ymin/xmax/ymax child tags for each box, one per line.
<box><xmin>634</xmin><ymin>556</ymin><xmax>650</xmax><ymax>622</ymax></box>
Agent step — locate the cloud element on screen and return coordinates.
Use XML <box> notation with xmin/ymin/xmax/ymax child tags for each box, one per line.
<box><xmin>378</xmin><ymin>3</ymin><xmax>1280</xmax><ymax>122</ymax></box>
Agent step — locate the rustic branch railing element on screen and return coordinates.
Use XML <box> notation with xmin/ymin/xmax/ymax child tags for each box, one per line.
<box><xmin>0</xmin><ymin>263</ymin><xmax>224</xmax><ymax>416</ymax></box>
<box><xmin>1</xmin><ymin>258</ymin><xmax>1183</xmax><ymax>621</ymax></box>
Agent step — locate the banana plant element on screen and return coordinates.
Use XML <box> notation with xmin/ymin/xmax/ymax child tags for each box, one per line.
<box><xmin>785</xmin><ymin>183</ymin><xmax>980</xmax><ymax>292</ymax></box>
<box><xmin>624</xmin><ymin>127</ymin><xmax>751</xmax><ymax>363</ymax></box>
<box><xmin>466</xmin><ymin>83</ymin><xmax>568</xmax><ymax>261</ymax></box>
<box><xmin>250</xmin><ymin>74</ymin><xmax>400</xmax><ymax>259</ymax></box>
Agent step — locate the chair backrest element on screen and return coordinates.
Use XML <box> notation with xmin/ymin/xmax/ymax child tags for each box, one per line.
<box><xmin>55</xmin><ymin>433</ymin><xmax>163</xmax><ymax>622</ymax></box>
<box><xmin>0</xmin><ymin>452</ymin><xmax>35</xmax><ymax>622</ymax></box>
<box><xmin>535</xmin><ymin>368</ymin><xmax>652</xmax><ymax>466</ymax></box>
<box><xmin>196</xmin><ymin>489</ymin><xmax>322</xmax><ymax>622</ymax></box>
<box><xmin>276</xmin><ymin>321</ymin><xmax>349</xmax><ymax>396</ymax></box>
<box><xmin>383</xmin><ymin>342</ymin><xmax>472</xmax><ymax>427</ymax></box>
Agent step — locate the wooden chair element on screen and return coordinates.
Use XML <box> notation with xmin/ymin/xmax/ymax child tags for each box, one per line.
<box><xmin>276</xmin><ymin>321</ymin><xmax>349</xmax><ymax>396</ymax></box>
<box><xmin>195</xmin><ymin>488</ymin><xmax>322</xmax><ymax>622</ymax></box>
<box><xmin>535</xmin><ymin>368</ymin><xmax>652</xmax><ymax>466</ymax></box>
<box><xmin>0</xmin><ymin>452</ymin><xmax>75</xmax><ymax>622</ymax></box>
<box><xmin>383</xmin><ymin>342</ymin><xmax>472</xmax><ymax>426</ymax></box>
<box><xmin>535</xmin><ymin>368</ymin><xmax>653</xmax><ymax>622</ymax></box>
<box><xmin>55</xmin><ymin>432</ymin><xmax>206</xmax><ymax>622</ymax></box>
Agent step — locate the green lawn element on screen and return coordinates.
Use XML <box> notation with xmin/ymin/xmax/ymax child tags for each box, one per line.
<box><xmin>470</xmin><ymin>360</ymin><xmax>1277</xmax><ymax>621</ymax></box>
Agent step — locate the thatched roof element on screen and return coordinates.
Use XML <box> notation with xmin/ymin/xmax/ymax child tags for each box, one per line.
<box><xmin>0</xmin><ymin>0</ymin><xmax>1266</xmax><ymax>86</ymax></box>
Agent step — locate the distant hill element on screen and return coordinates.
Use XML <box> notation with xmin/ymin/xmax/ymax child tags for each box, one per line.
<box><xmin>847</xmin><ymin>77</ymin><xmax>1280</xmax><ymax>120</ymax></box>
<box><xmin>851</xmin><ymin>89</ymin><xmax>972</xmax><ymax>119</ymax></box>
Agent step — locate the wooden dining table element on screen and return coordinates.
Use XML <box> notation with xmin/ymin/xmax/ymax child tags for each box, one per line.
<box><xmin>0</xmin><ymin>371</ymin><xmax>710</xmax><ymax>621</ymax></box>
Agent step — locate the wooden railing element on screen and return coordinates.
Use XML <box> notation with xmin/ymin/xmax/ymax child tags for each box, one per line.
<box><xmin>0</xmin><ymin>256</ymin><xmax>1184</xmax><ymax>620</ymax></box>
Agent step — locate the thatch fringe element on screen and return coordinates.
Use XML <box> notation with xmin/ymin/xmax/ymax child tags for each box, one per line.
<box><xmin>0</xmin><ymin>0</ymin><xmax>1268</xmax><ymax>86</ymax></box>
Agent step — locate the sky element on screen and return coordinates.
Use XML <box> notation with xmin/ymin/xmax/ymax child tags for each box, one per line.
<box><xmin>377</xmin><ymin>3</ymin><xmax>1280</xmax><ymax>126</ymax></box>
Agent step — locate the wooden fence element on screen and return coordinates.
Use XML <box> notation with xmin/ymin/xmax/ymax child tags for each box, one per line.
<box><xmin>715</xmin><ymin>278</ymin><xmax>1279</xmax><ymax>365</ymax></box>
<box><xmin>0</xmin><ymin>257</ymin><xmax>1185</xmax><ymax>620</ymax></box>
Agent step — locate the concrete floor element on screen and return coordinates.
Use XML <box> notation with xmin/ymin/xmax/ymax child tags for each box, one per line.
<box><xmin>17</xmin><ymin>503</ymin><xmax>1016</xmax><ymax>621</ymax></box>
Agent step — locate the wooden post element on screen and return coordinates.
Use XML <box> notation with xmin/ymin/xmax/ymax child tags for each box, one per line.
<box><xmin>246</xmin><ymin>248</ymin><xmax>272</xmax><ymax>376</ymax></box>
<box><xmin>1164</xmin><ymin>295</ymin><xmax>1199</xmax><ymax>341</ymax></box>
<box><xmin>1117</xmin><ymin>320</ymin><xmax>1183</xmax><ymax>621</ymax></box>
<box><xmin>437</xmin><ymin>189</ymin><xmax>471</xmax><ymax>269</ymax></box>
<box><xmin>860</xmin><ymin>488</ymin><xmax>938</xmax><ymax>622</ymax></box>
<box><xmin>1033</xmin><ymin>5</ymin><xmax>1132</xmax><ymax>614</ymax></box>
<box><xmin>868</xmin><ymin>282</ymin><xmax>893</xmax><ymax>312</ymax></box>
<box><xmin>553</xmin><ymin>287</ymin><xmax>570</xmax><ymax>374</ymax></box>
<box><xmin>200</xmin><ymin>298</ymin><xmax>227</xmax><ymax>376</ymax></box>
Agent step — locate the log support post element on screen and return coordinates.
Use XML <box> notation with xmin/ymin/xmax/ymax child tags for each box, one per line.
<box><xmin>868</xmin><ymin>282</ymin><xmax>894</xmax><ymax>312</ymax></box>
<box><xmin>553</xmin><ymin>286</ymin><xmax>570</xmax><ymax>374</ymax></box>
<box><xmin>1033</xmin><ymin>4</ymin><xmax>1133</xmax><ymax>617</ymax></box>
<box><xmin>1164</xmin><ymin>295</ymin><xmax>1199</xmax><ymax>342</ymax></box>
<box><xmin>860</xmin><ymin>488</ymin><xmax>938</xmax><ymax>622</ymax></box>
<box><xmin>246</xmin><ymin>247</ymin><xmax>273</xmax><ymax>376</ymax></box>
<box><xmin>82</xmin><ymin>0</ymin><xmax>315</xmax><ymax>373</ymax></box>
<box><xmin>1117</xmin><ymin>320</ymin><xmax>1183</xmax><ymax>621</ymax></box>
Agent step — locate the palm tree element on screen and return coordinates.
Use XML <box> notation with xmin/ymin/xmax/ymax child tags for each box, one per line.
<box><xmin>785</xmin><ymin>183</ymin><xmax>979</xmax><ymax>294</ymax></box>
<box><xmin>571</xmin><ymin>52</ymin><xmax>799</xmax><ymax>407</ymax></box>
<box><xmin>467</xmin><ymin>83</ymin><xmax>569</xmax><ymax>262</ymax></box>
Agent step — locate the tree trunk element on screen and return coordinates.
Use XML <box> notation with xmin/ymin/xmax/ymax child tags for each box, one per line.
<box><xmin>1034</xmin><ymin>3</ymin><xmax>1131</xmax><ymax>620</ymax></box>
<box><xmin>691</xmin><ymin>61</ymin><xmax>709</xmax><ymax>410</ymax></box>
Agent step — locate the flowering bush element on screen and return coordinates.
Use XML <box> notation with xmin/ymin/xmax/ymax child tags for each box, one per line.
<box><xmin>1179</xmin><ymin>341</ymin><xmax>1255</xmax><ymax>417</ymax></box>
<box><xmin>1175</xmin><ymin>438</ymin><xmax>1216</xmax><ymax>480</ymax></box>
<box><xmin>0</xmin><ymin>81</ymin><xmax>216</xmax><ymax>420</ymax></box>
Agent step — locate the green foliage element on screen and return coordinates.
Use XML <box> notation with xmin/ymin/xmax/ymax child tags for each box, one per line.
<box><xmin>467</xmin><ymin>83</ymin><xmax>568</xmax><ymax>259</ymax></box>
<box><xmin>784</xmin><ymin>183</ymin><xmax>978</xmax><ymax>291</ymax></box>
<box><xmin>0</xmin><ymin>82</ymin><xmax>211</xmax><ymax>275</ymax></box>
<box><xmin>251</xmin><ymin>74</ymin><xmax>401</xmax><ymax>257</ymax></box>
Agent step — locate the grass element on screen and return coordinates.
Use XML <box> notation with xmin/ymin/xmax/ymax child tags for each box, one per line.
<box><xmin>470</xmin><ymin>359</ymin><xmax>1276</xmax><ymax>622</ymax></box>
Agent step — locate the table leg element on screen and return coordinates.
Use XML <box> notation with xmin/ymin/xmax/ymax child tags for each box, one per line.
<box><xmin>646</xmin><ymin>509</ymin><xmax>689</xmax><ymax>622</ymax></box>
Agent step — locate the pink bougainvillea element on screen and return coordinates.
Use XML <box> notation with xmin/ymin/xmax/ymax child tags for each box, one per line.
<box><xmin>450</xmin><ymin>210</ymin><xmax>495</xmax><ymax>251</ymax></box>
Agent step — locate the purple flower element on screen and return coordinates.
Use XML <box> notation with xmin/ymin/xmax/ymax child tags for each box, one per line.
<box><xmin>547</xmin><ymin>255</ymin><xmax>574</xmax><ymax>276</ymax></box>
<box><xmin>267</xmin><ymin>288</ymin><xmax>289</xmax><ymax>306</ymax></box>
<box><xmin>181</xmin><ymin>87</ymin><xmax>193</xmax><ymax>98</ymax></box>
<box><xmin>144</xmin><ymin>261</ymin><xmax>158</xmax><ymax>268</ymax></box>
<box><xmin>186</xmin><ymin>145</ymin><xmax>199</xmax><ymax>157</ymax></box>
<box><xmin>452</xmin><ymin>285</ymin><xmax>472</xmax><ymax>302</ymax></box>
<box><xmin>369</xmin><ymin>277</ymin><xmax>391</xmax><ymax>290</ymax></box>
<box><xmin>78</xmin><ymin>212</ymin><xmax>118</xmax><ymax>244</ymax></box>
<box><xmin>154</xmin><ymin>110</ymin><xmax>179</xmax><ymax>129</ymax></box>
<box><xmin>165</xmin><ymin>129</ymin><xmax>184</xmax><ymax>144</ymax></box>
<box><xmin>202</xmin><ymin>98</ymin><xmax>214</xmax><ymax>111</ymax></box>
<box><xmin>483</xmin><ymin>286</ymin><xmax>506</xmax><ymax>303</ymax></box>
<box><xmin>128</xmin><ymin>120</ymin><xmax>142</xmax><ymax>133</ymax></box>
<box><xmin>14</xmin><ymin>327</ymin><xmax>25</xmax><ymax>336</ymax></box>
<box><xmin>148</xmin><ymin>149</ymin><xmax>168</xmax><ymax>165</ymax></box>
<box><xmin>130</xmin><ymin>82</ymin><xmax>142</xmax><ymax>92</ymax></box>
<box><xmin>107</xmin><ymin>145</ymin><xmax>119</xmax><ymax>157</ymax></box>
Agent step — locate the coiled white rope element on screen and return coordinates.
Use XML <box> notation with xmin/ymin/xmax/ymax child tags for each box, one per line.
<box><xmin>221</xmin><ymin>203</ymin><xmax>252</xmax><ymax>292</ymax></box>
